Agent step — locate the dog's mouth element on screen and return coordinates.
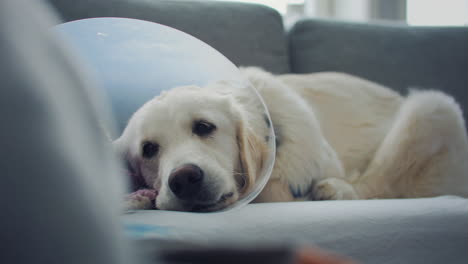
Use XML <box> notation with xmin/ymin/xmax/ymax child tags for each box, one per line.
<box><xmin>190</xmin><ymin>192</ymin><xmax>235</xmax><ymax>212</ymax></box>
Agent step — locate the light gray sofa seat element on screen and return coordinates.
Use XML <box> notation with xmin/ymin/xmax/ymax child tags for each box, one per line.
<box><xmin>124</xmin><ymin>196</ymin><xmax>468</xmax><ymax>264</ymax></box>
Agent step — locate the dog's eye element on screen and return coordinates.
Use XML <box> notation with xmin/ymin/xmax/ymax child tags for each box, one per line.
<box><xmin>193</xmin><ymin>120</ymin><xmax>216</xmax><ymax>137</ymax></box>
<box><xmin>142</xmin><ymin>141</ymin><xmax>159</xmax><ymax>158</ymax></box>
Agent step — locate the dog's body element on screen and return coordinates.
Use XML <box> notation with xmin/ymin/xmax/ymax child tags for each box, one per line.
<box><xmin>117</xmin><ymin>67</ymin><xmax>468</xmax><ymax>211</ymax></box>
<box><xmin>244</xmin><ymin>67</ymin><xmax>468</xmax><ymax>202</ymax></box>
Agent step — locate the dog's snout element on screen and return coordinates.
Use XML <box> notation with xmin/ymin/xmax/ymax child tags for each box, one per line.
<box><xmin>169</xmin><ymin>164</ymin><xmax>204</xmax><ymax>200</ymax></box>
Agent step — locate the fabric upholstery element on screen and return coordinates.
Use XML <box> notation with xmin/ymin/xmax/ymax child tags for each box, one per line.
<box><xmin>289</xmin><ymin>19</ymin><xmax>468</xmax><ymax>117</ymax></box>
<box><xmin>47</xmin><ymin>0</ymin><xmax>290</xmax><ymax>74</ymax></box>
<box><xmin>124</xmin><ymin>196</ymin><xmax>468</xmax><ymax>264</ymax></box>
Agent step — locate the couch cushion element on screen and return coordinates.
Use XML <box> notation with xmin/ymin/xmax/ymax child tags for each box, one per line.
<box><xmin>123</xmin><ymin>196</ymin><xmax>468</xmax><ymax>264</ymax></box>
<box><xmin>48</xmin><ymin>0</ymin><xmax>290</xmax><ymax>74</ymax></box>
<box><xmin>289</xmin><ymin>19</ymin><xmax>468</xmax><ymax>114</ymax></box>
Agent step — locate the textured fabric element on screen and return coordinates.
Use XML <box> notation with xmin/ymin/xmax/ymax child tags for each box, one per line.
<box><xmin>289</xmin><ymin>19</ymin><xmax>468</xmax><ymax>117</ymax></box>
<box><xmin>47</xmin><ymin>0</ymin><xmax>290</xmax><ymax>74</ymax></box>
<box><xmin>123</xmin><ymin>196</ymin><xmax>468</xmax><ymax>264</ymax></box>
<box><xmin>0</xmin><ymin>0</ymin><xmax>131</xmax><ymax>263</ymax></box>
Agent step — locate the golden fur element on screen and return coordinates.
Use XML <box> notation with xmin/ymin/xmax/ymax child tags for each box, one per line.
<box><xmin>116</xmin><ymin>67</ymin><xmax>468</xmax><ymax>211</ymax></box>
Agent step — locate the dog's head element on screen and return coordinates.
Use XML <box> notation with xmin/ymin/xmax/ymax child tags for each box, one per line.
<box><xmin>114</xmin><ymin>83</ymin><xmax>268</xmax><ymax>211</ymax></box>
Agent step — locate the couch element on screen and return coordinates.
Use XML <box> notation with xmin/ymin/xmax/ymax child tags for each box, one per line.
<box><xmin>3</xmin><ymin>0</ymin><xmax>468</xmax><ymax>263</ymax></box>
<box><xmin>48</xmin><ymin>0</ymin><xmax>468</xmax><ymax>118</ymax></box>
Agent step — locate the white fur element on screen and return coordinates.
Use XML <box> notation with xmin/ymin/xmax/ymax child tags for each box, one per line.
<box><xmin>115</xmin><ymin>67</ymin><xmax>468</xmax><ymax>211</ymax></box>
<box><xmin>245</xmin><ymin>67</ymin><xmax>468</xmax><ymax>201</ymax></box>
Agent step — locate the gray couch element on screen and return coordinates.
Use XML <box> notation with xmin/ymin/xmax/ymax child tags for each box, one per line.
<box><xmin>49</xmin><ymin>0</ymin><xmax>468</xmax><ymax>121</ymax></box>
<box><xmin>7</xmin><ymin>0</ymin><xmax>467</xmax><ymax>263</ymax></box>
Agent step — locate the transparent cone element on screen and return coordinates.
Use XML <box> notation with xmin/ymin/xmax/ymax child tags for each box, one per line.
<box><xmin>54</xmin><ymin>18</ymin><xmax>275</xmax><ymax>212</ymax></box>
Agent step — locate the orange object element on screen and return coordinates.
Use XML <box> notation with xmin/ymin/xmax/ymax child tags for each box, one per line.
<box><xmin>296</xmin><ymin>248</ymin><xmax>357</xmax><ymax>264</ymax></box>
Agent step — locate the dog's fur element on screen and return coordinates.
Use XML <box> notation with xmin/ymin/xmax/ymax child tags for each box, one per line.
<box><xmin>115</xmin><ymin>67</ymin><xmax>468</xmax><ymax>211</ymax></box>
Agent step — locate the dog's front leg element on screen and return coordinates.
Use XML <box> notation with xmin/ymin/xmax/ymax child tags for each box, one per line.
<box><xmin>312</xmin><ymin>178</ymin><xmax>359</xmax><ymax>200</ymax></box>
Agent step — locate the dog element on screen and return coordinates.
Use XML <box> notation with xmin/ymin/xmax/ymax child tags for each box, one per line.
<box><xmin>114</xmin><ymin>67</ymin><xmax>468</xmax><ymax>211</ymax></box>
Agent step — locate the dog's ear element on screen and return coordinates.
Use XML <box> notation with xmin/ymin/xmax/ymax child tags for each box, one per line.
<box><xmin>236</xmin><ymin>114</ymin><xmax>267</xmax><ymax>195</ymax></box>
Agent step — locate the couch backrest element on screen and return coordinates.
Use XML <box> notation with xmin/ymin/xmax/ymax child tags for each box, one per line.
<box><xmin>48</xmin><ymin>0</ymin><xmax>290</xmax><ymax>74</ymax></box>
<box><xmin>289</xmin><ymin>19</ymin><xmax>468</xmax><ymax>109</ymax></box>
<box><xmin>49</xmin><ymin>0</ymin><xmax>468</xmax><ymax>117</ymax></box>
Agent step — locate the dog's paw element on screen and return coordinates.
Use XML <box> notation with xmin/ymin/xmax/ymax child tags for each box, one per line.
<box><xmin>313</xmin><ymin>178</ymin><xmax>359</xmax><ymax>200</ymax></box>
<box><xmin>123</xmin><ymin>189</ymin><xmax>158</xmax><ymax>210</ymax></box>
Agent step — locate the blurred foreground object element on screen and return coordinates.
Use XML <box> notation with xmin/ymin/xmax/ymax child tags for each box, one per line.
<box><xmin>0</xmin><ymin>0</ymin><xmax>130</xmax><ymax>263</ymax></box>
<box><xmin>133</xmin><ymin>239</ymin><xmax>357</xmax><ymax>264</ymax></box>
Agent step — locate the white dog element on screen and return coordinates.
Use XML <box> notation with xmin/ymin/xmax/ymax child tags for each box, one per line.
<box><xmin>115</xmin><ymin>67</ymin><xmax>468</xmax><ymax>211</ymax></box>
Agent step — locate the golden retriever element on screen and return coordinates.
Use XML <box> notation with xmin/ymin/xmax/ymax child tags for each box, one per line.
<box><xmin>115</xmin><ymin>67</ymin><xmax>468</xmax><ymax>211</ymax></box>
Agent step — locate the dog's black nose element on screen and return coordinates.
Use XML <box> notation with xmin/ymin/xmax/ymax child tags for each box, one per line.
<box><xmin>169</xmin><ymin>164</ymin><xmax>204</xmax><ymax>200</ymax></box>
